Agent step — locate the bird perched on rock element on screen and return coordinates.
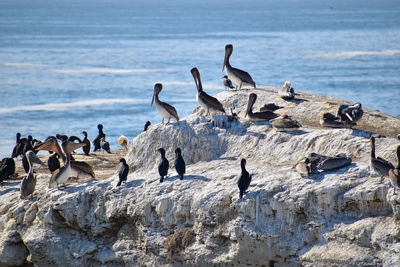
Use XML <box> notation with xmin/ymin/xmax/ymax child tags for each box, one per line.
<box><xmin>259</xmin><ymin>103</ymin><xmax>282</xmax><ymax>112</ymax></box>
<box><xmin>222</xmin><ymin>44</ymin><xmax>256</xmax><ymax>90</ymax></box>
<box><xmin>151</xmin><ymin>83</ymin><xmax>179</xmax><ymax>124</ymax></box>
<box><xmin>245</xmin><ymin>93</ymin><xmax>278</xmax><ymax>122</ymax></box>
<box><xmin>93</xmin><ymin>124</ymin><xmax>105</xmax><ymax>152</ymax></box>
<box><xmin>117</xmin><ymin>158</ymin><xmax>129</xmax><ymax>187</ymax></box>
<box><xmin>370</xmin><ymin>136</ymin><xmax>394</xmax><ymax>183</ymax></box>
<box><xmin>320</xmin><ymin>112</ymin><xmax>354</xmax><ymax>128</ymax></box>
<box><xmin>221</xmin><ymin>75</ymin><xmax>234</xmax><ymax>90</ymax></box>
<box><xmin>47</xmin><ymin>153</ymin><xmax>60</xmax><ymax>173</ymax></box>
<box><xmin>11</xmin><ymin>132</ymin><xmax>23</xmax><ymax>158</ymax></box>
<box><xmin>82</xmin><ymin>131</ymin><xmax>91</xmax><ymax>155</ymax></box>
<box><xmin>389</xmin><ymin>145</ymin><xmax>400</xmax><ymax>194</ymax></box>
<box><xmin>144</xmin><ymin>121</ymin><xmax>151</xmax><ymax>131</ymax></box>
<box><xmin>192</xmin><ymin>67</ymin><xmax>225</xmax><ymax>116</ymax></box>
<box><xmin>158</xmin><ymin>148</ymin><xmax>169</xmax><ymax>183</ymax></box>
<box><xmin>278</xmin><ymin>81</ymin><xmax>295</xmax><ymax>100</ymax></box>
<box><xmin>174</xmin><ymin>148</ymin><xmax>185</xmax><ymax>180</ymax></box>
<box><xmin>271</xmin><ymin>115</ymin><xmax>302</xmax><ymax>132</ymax></box>
<box><xmin>100</xmin><ymin>137</ymin><xmax>111</xmax><ymax>153</ymax></box>
<box><xmin>0</xmin><ymin>157</ymin><xmax>15</xmax><ymax>182</ymax></box>
<box><xmin>118</xmin><ymin>135</ymin><xmax>129</xmax><ymax>151</ymax></box>
<box><xmin>295</xmin><ymin>158</ymin><xmax>312</xmax><ymax>177</ymax></box>
<box><xmin>20</xmin><ymin>151</ymin><xmax>45</xmax><ymax>199</ymax></box>
<box><xmin>337</xmin><ymin>102</ymin><xmax>363</xmax><ymax>124</ymax></box>
<box><xmin>237</xmin><ymin>159</ymin><xmax>252</xmax><ymax>199</ymax></box>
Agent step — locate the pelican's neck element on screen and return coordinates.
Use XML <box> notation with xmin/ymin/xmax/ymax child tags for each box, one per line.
<box><xmin>27</xmin><ymin>158</ymin><xmax>33</xmax><ymax>176</ymax></box>
<box><xmin>370</xmin><ymin>139</ymin><xmax>376</xmax><ymax>160</ymax></box>
<box><xmin>247</xmin><ymin>99</ymin><xmax>255</xmax><ymax>116</ymax></box>
<box><xmin>55</xmin><ymin>141</ymin><xmax>66</xmax><ymax>164</ymax></box>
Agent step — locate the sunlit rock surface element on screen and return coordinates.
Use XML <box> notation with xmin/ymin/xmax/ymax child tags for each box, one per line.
<box><xmin>1</xmin><ymin>86</ymin><xmax>400</xmax><ymax>266</ymax></box>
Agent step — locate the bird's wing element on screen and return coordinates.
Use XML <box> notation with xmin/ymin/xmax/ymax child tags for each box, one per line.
<box><xmin>162</xmin><ymin>102</ymin><xmax>179</xmax><ymax>121</ymax></box>
<box><xmin>231</xmin><ymin>67</ymin><xmax>255</xmax><ymax>85</ymax></box>
<box><xmin>199</xmin><ymin>92</ymin><xmax>225</xmax><ymax>113</ymax></box>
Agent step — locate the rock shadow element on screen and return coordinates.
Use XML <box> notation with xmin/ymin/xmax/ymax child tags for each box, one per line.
<box><xmin>124</xmin><ymin>179</ymin><xmax>145</xmax><ymax>188</ymax></box>
<box><xmin>216</xmin><ymin>156</ymin><xmax>237</xmax><ymax>161</ymax></box>
<box><xmin>160</xmin><ymin>175</ymin><xmax>211</xmax><ymax>183</ymax></box>
<box><xmin>0</xmin><ymin>187</ymin><xmax>19</xmax><ymax>194</ymax></box>
<box><xmin>1</xmin><ymin>181</ymin><xmax>20</xmax><ymax>187</ymax></box>
<box><xmin>285</xmin><ymin>97</ymin><xmax>308</xmax><ymax>104</ymax></box>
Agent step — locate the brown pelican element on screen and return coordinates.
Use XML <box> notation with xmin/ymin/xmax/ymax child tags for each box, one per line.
<box><xmin>337</xmin><ymin>102</ymin><xmax>363</xmax><ymax>123</ymax></box>
<box><xmin>237</xmin><ymin>158</ymin><xmax>252</xmax><ymax>199</ymax></box>
<box><xmin>370</xmin><ymin>136</ymin><xmax>394</xmax><ymax>183</ymax></box>
<box><xmin>82</xmin><ymin>131</ymin><xmax>91</xmax><ymax>155</ymax></box>
<box><xmin>259</xmin><ymin>103</ymin><xmax>282</xmax><ymax>112</ymax></box>
<box><xmin>221</xmin><ymin>75</ymin><xmax>234</xmax><ymax>90</ymax></box>
<box><xmin>36</xmin><ymin>137</ymin><xmax>94</xmax><ymax>183</ymax></box>
<box><xmin>278</xmin><ymin>81</ymin><xmax>295</xmax><ymax>100</ymax></box>
<box><xmin>222</xmin><ymin>44</ymin><xmax>256</xmax><ymax>90</ymax></box>
<box><xmin>49</xmin><ymin>140</ymin><xmax>86</xmax><ymax>188</ymax></box>
<box><xmin>316</xmin><ymin>155</ymin><xmax>352</xmax><ymax>171</ymax></box>
<box><xmin>320</xmin><ymin>113</ymin><xmax>353</xmax><ymax>128</ymax></box>
<box><xmin>271</xmin><ymin>115</ymin><xmax>301</xmax><ymax>131</ymax></box>
<box><xmin>191</xmin><ymin>67</ymin><xmax>225</xmax><ymax>116</ymax></box>
<box><xmin>245</xmin><ymin>93</ymin><xmax>278</xmax><ymax>121</ymax></box>
<box><xmin>118</xmin><ymin>135</ymin><xmax>129</xmax><ymax>151</ymax></box>
<box><xmin>151</xmin><ymin>83</ymin><xmax>179</xmax><ymax>124</ymax></box>
<box><xmin>389</xmin><ymin>145</ymin><xmax>400</xmax><ymax>194</ymax></box>
<box><xmin>93</xmin><ymin>124</ymin><xmax>105</xmax><ymax>152</ymax></box>
<box><xmin>20</xmin><ymin>151</ymin><xmax>45</xmax><ymax>199</ymax></box>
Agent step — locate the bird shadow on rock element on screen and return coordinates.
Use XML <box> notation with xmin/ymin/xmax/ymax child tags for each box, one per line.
<box><xmin>215</xmin><ymin>156</ymin><xmax>237</xmax><ymax>161</ymax></box>
<box><xmin>124</xmin><ymin>179</ymin><xmax>145</xmax><ymax>188</ymax></box>
<box><xmin>285</xmin><ymin>98</ymin><xmax>308</xmax><ymax>104</ymax></box>
<box><xmin>238</xmin><ymin>189</ymin><xmax>269</xmax><ymax>201</ymax></box>
<box><xmin>59</xmin><ymin>180</ymin><xmax>110</xmax><ymax>193</ymax></box>
<box><xmin>159</xmin><ymin>175</ymin><xmax>211</xmax><ymax>183</ymax></box>
<box><xmin>275</xmin><ymin>130</ymin><xmax>308</xmax><ymax>136</ymax></box>
<box><xmin>1</xmin><ymin>181</ymin><xmax>20</xmax><ymax>187</ymax></box>
<box><xmin>0</xmin><ymin>187</ymin><xmax>19</xmax><ymax>195</ymax></box>
<box><xmin>245</xmin><ymin>131</ymin><xmax>267</xmax><ymax>139</ymax></box>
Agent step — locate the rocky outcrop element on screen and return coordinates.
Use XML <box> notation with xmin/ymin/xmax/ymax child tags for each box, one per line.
<box><xmin>1</xmin><ymin>86</ymin><xmax>400</xmax><ymax>266</ymax></box>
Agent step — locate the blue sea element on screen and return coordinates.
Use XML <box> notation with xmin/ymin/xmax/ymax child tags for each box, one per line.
<box><xmin>1</xmin><ymin>0</ymin><xmax>399</xmax><ymax>158</ymax></box>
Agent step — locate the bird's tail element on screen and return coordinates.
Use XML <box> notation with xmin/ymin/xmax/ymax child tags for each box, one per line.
<box><xmin>179</xmin><ymin>174</ymin><xmax>184</xmax><ymax>180</ymax></box>
<box><xmin>239</xmin><ymin>191</ymin><xmax>243</xmax><ymax>199</ymax></box>
<box><xmin>117</xmin><ymin>180</ymin><xmax>122</xmax><ymax>187</ymax></box>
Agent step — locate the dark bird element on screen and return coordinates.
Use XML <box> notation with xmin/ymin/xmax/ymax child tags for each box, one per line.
<box><xmin>82</xmin><ymin>131</ymin><xmax>91</xmax><ymax>155</ymax></box>
<box><xmin>271</xmin><ymin>115</ymin><xmax>302</xmax><ymax>131</ymax></box>
<box><xmin>278</xmin><ymin>81</ymin><xmax>295</xmax><ymax>100</ymax></box>
<box><xmin>100</xmin><ymin>137</ymin><xmax>111</xmax><ymax>153</ymax></box>
<box><xmin>221</xmin><ymin>75</ymin><xmax>234</xmax><ymax>90</ymax></box>
<box><xmin>93</xmin><ymin>124</ymin><xmax>105</xmax><ymax>152</ymax></box>
<box><xmin>20</xmin><ymin>151</ymin><xmax>45</xmax><ymax>199</ymax></box>
<box><xmin>237</xmin><ymin>159</ymin><xmax>252</xmax><ymax>199</ymax></box>
<box><xmin>57</xmin><ymin>134</ymin><xmax>82</xmax><ymax>143</ymax></box>
<box><xmin>158</xmin><ymin>148</ymin><xmax>169</xmax><ymax>183</ymax></box>
<box><xmin>259</xmin><ymin>103</ymin><xmax>282</xmax><ymax>112</ymax></box>
<box><xmin>337</xmin><ymin>102</ymin><xmax>363</xmax><ymax>124</ymax></box>
<box><xmin>48</xmin><ymin>153</ymin><xmax>60</xmax><ymax>173</ymax></box>
<box><xmin>144</xmin><ymin>121</ymin><xmax>151</xmax><ymax>131</ymax></box>
<box><xmin>389</xmin><ymin>145</ymin><xmax>400</xmax><ymax>194</ymax></box>
<box><xmin>245</xmin><ymin>93</ymin><xmax>278</xmax><ymax>121</ymax></box>
<box><xmin>174</xmin><ymin>148</ymin><xmax>186</xmax><ymax>180</ymax></box>
<box><xmin>151</xmin><ymin>83</ymin><xmax>179</xmax><ymax>124</ymax></box>
<box><xmin>118</xmin><ymin>135</ymin><xmax>129</xmax><ymax>151</ymax></box>
<box><xmin>117</xmin><ymin>158</ymin><xmax>129</xmax><ymax>187</ymax></box>
<box><xmin>191</xmin><ymin>67</ymin><xmax>225</xmax><ymax>116</ymax></box>
<box><xmin>316</xmin><ymin>154</ymin><xmax>352</xmax><ymax>171</ymax></box>
<box><xmin>11</xmin><ymin>132</ymin><xmax>23</xmax><ymax>158</ymax></box>
<box><xmin>222</xmin><ymin>44</ymin><xmax>256</xmax><ymax>90</ymax></box>
<box><xmin>0</xmin><ymin>157</ymin><xmax>15</xmax><ymax>182</ymax></box>
<box><xmin>320</xmin><ymin>113</ymin><xmax>354</xmax><ymax>128</ymax></box>
<box><xmin>370</xmin><ymin>136</ymin><xmax>394</xmax><ymax>183</ymax></box>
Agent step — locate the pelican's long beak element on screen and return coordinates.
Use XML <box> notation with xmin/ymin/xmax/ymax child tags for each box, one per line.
<box><xmin>345</xmin><ymin>113</ymin><xmax>353</xmax><ymax>121</ymax></box>
<box><xmin>35</xmin><ymin>139</ymin><xmax>57</xmax><ymax>154</ymax></box>
<box><xmin>28</xmin><ymin>152</ymin><xmax>45</xmax><ymax>166</ymax></box>
<box><xmin>151</xmin><ymin>93</ymin><xmax>155</xmax><ymax>107</ymax></box>
<box><xmin>222</xmin><ymin>50</ymin><xmax>228</xmax><ymax>72</ymax></box>
<box><xmin>245</xmin><ymin>95</ymin><xmax>254</xmax><ymax>117</ymax></box>
<box><xmin>64</xmin><ymin>142</ymin><xmax>85</xmax><ymax>154</ymax></box>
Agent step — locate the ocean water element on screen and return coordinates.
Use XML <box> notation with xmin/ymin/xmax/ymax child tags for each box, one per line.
<box><xmin>1</xmin><ymin>0</ymin><xmax>399</xmax><ymax>158</ymax></box>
